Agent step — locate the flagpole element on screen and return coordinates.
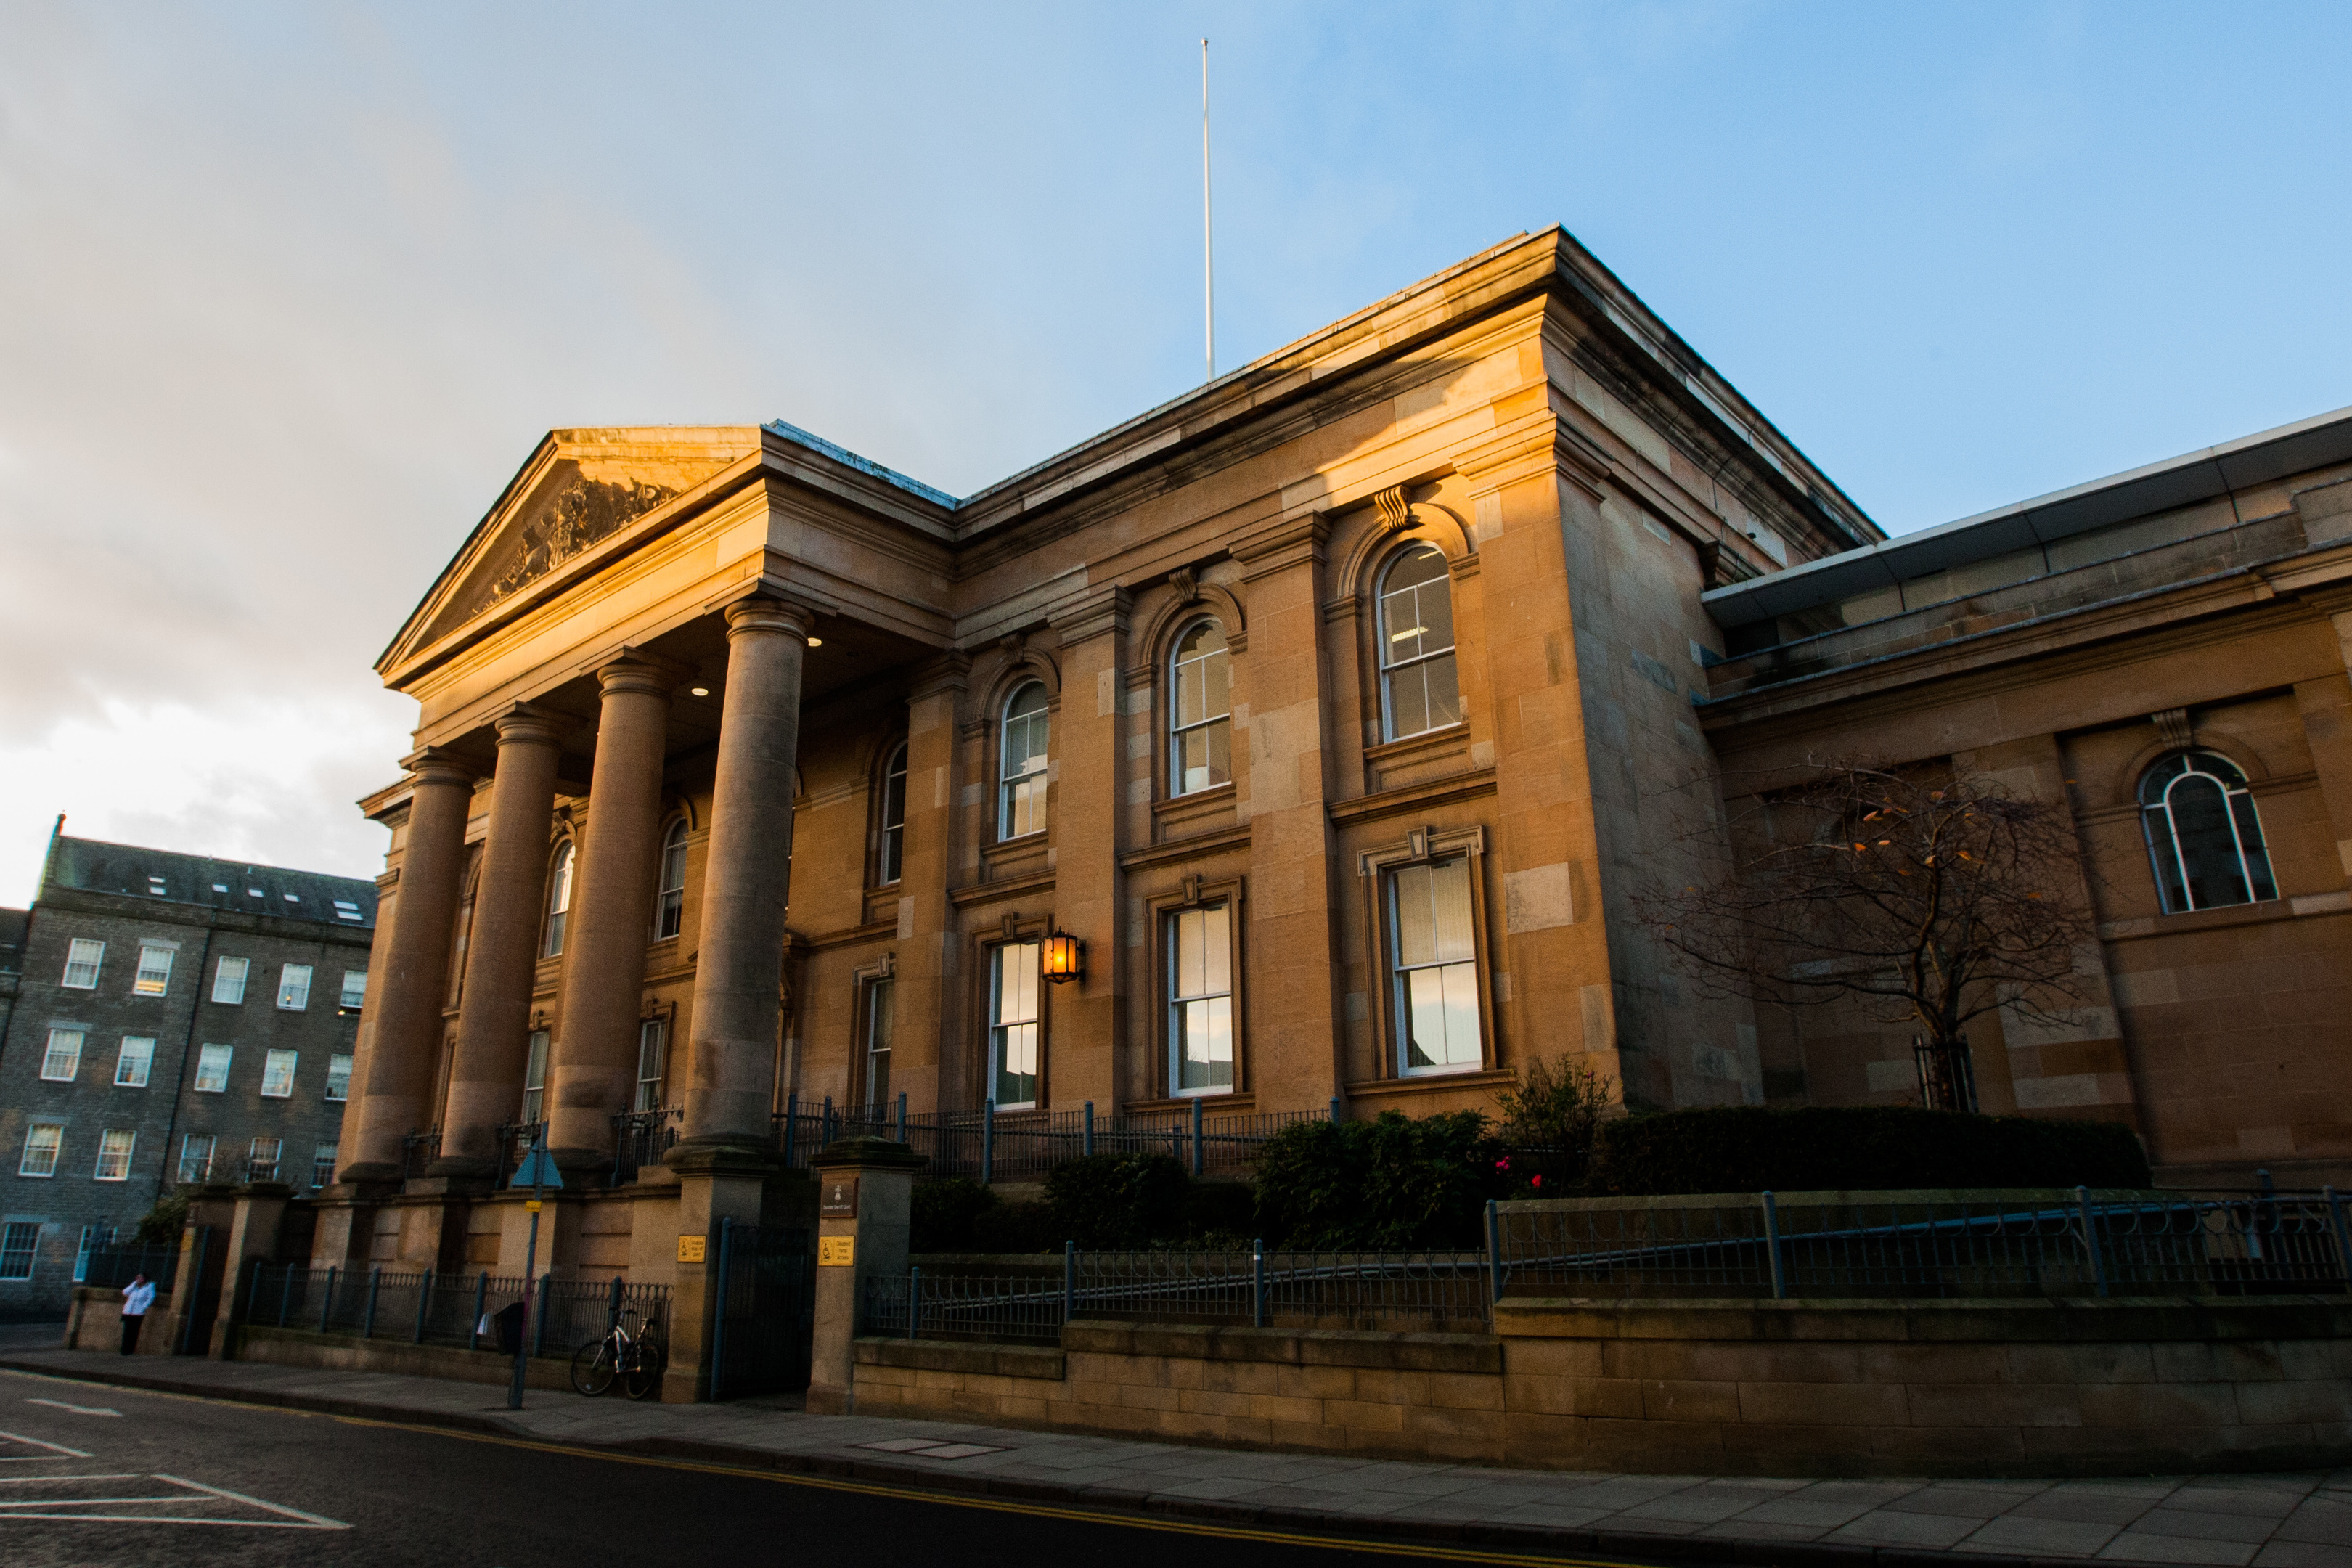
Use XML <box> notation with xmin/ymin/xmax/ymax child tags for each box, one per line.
<box><xmin>1201</xmin><ymin>37</ymin><xmax>1214</xmax><ymax>384</ymax></box>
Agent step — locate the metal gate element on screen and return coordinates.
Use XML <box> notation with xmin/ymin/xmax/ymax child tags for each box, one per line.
<box><xmin>176</xmin><ymin>1225</ymin><xmax>226</xmax><ymax>1355</ymax></box>
<box><xmin>709</xmin><ymin>1220</ymin><xmax>812</xmax><ymax>1400</ymax></box>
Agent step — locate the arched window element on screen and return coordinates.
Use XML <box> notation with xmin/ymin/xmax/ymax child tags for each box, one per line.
<box><xmin>1169</xmin><ymin>620</ymin><xmax>1231</xmax><ymax>795</ymax></box>
<box><xmin>999</xmin><ymin>682</ymin><xmax>1050</xmax><ymax>838</ymax></box>
<box><xmin>653</xmin><ymin>820</ymin><xmax>688</xmax><ymax>939</ymax></box>
<box><xmin>2139</xmin><ymin>750</ymin><xmax>2277</xmax><ymax>914</ymax></box>
<box><xmin>543</xmin><ymin>841</ymin><xmax>575</xmax><ymax>957</ymax></box>
<box><xmin>1378</xmin><ymin>544</ymin><xmax>1461</xmax><ymax>740</ymax></box>
<box><xmin>878</xmin><ymin>741</ymin><xmax>909</xmax><ymax>883</ymax></box>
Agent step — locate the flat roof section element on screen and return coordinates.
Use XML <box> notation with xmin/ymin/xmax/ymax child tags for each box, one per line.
<box><xmin>1701</xmin><ymin>404</ymin><xmax>2352</xmax><ymax>629</ymax></box>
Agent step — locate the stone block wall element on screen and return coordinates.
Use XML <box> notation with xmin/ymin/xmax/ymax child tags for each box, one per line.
<box><xmin>847</xmin><ymin>1297</ymin><xmax>2352</xmax><ymax>1477</ymax></box>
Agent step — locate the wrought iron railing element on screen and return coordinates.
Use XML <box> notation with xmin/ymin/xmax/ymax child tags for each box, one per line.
<box><xmin>400</xmin><ymin>1128</ymin><xmax>441</xmax><ymax>1181</ymax></box>
<box><xmin>612</xmin><ymin>1107</ymin><xmax>681</xmax><ymax>1185</ymax></box>
<box><xmin>493</xmin><ymin>1122</ymin><xmax>548</xmax><ymax>1191</ymax></box>
<box><xmin>245</xmin><ymin>1264</ymin><xmax>669</xmax><ymax>1357</ymax></box>
<box><xmin>80</xmin><ymin>1242</ymin><xmax>180</xmax><ymax>1290</ymax></box>
<box><xmin>1490</xmin><ymin>1188</ymin><xmax>2352</xmax><ymax>1303</ymax></box>
<box><xmin>861</xmin><ymin>1243</ymin><xmax>1491</xmax><ymax>1344</ymax></box>
<box><xmin>776</xmin><ymin>1094</ymin><xmax>1334</xmax><ymax>1181</ymax></box>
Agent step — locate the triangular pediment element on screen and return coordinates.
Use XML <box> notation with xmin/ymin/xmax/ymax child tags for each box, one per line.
<box><xmin>384</xmin><ymin>427</ymin><xmax>762</xmax><ymax>675</ymax></box>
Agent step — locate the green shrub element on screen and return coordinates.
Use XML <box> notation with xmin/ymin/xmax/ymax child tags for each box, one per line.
<box><xmin>134</xmin><ymin>1191</ymin><xmax>189</xmax><ymax>1245</ymax></box>
<box><xmin>1591</xmin><ymin>1105</ymin><xmax>2152</xmax><ymax>1195</ymax></box>
<box><xmin>1253</xmin><ymin>1111</ymin><xmax>1502</xmax><ymax>1249</ymax></box>
<box><xmin>969</xmin><ymin>1201</ymin><xmax>1059</xmax><ymax>1253</ymax></box>
<box><xmin>1175</xmin><ymin>1180</ymin><xmax>1257</xmax><ymax>1247</ymax></box>
<box><xmin>1495</xmin><ymin>1055</ymin><xmax>1613</xmax><ymax>1189</ymax></box>
<box><xmin>1043</xmin><ymin>1153</ymin><xmax>1190</xmax><ymax>1249</ymax></box>
<box><xmin>909</xmin><ymin>1177</ymin><xmax>996</xmax><ymax>1253</ymax></box>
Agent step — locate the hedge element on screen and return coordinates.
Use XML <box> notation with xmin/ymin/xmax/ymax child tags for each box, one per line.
<box><xmin>1591</xmin><ymin>1105</ymin><xmax>2152</xmax><ymax>1195</ymax></box>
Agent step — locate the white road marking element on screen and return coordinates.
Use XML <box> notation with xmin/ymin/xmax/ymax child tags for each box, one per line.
<box><xmin>0</xmin><ymin>1474</ymin><xmax>138</xmax><ymax>1485</ymax></box>
<box><xmin>0</xmin><ymin>1472</ymin><xmax>351</xmax><ymax>1530</ymax></box>
<box><xmin>152</xmin><ymin>1474</ymin><xmax>351</xmax><ymax>1530</ymax></box>
<box><xmin>24</xmin><ymin>1398</ymin><xmax>120</xmax><ymax>1418</ymax></box>
<box><xmin>0</xmin><ymin>1430</ymin><xmax>90</xmax><ymax>1460</ymax></box>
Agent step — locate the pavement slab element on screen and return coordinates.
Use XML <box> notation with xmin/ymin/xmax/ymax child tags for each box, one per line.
<box><xmin>3</xmin><ymin>1344</ymin><xmax>2345</xmax><ymax>1568</ymax></box>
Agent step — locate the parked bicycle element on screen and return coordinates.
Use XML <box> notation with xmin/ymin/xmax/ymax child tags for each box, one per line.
<box><xmin>570</xmin><ymin>1307</ymin><xmax>664</xmax><ymax>1400</ymax></box>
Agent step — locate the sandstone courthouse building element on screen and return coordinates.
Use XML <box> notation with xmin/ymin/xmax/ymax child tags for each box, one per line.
<box><xmin>329</xmin><ymin>229</ymin><xmax>2352</xmax><ymax>1307</ymax></box>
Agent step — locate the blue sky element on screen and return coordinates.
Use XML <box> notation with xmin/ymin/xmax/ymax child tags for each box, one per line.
<box><xmin>3</xmin><ymin>1</ymin><xmax>2349</xmax><ymax>900</ymax></box>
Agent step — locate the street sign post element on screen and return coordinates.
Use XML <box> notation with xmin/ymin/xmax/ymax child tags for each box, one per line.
<box><xmin>508</xmin><ymin>1130</ymin><xmax>562</xmax><ymax>1410</ymax></box>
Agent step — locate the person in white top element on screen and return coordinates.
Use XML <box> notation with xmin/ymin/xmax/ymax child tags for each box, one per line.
<box><xmin>120</xmin><ymin>1273</ymin><xmax>157</xmax><ymax>1355</ymax></box>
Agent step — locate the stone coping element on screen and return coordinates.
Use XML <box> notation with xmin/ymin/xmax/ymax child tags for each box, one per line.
<box><xmin>855</xmin><ymin>1337</ymin><xmax>1066</xmax><ymax>1380</ymax></box>
<box><xmin>1496</xmin><ymin>1295</ymin><xmax>2352</xmax><ymax>1342</ymax></box>
<box><xmin>1495</xmin><ymin>1188</ymin><xmax>2169</xmax><ymax>1213</ymax></box>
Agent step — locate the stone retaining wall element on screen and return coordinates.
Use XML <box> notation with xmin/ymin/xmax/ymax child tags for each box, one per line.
<box><xmin>849</xmin><ymin>1296</ymin><xmax>2352</xmax><ymax>1477</ymax></box>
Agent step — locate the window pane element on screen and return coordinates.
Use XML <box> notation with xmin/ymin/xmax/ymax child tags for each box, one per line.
<box><xmin>326</xmin><ymin>1054</ymin><xmax>354</xmax><ymax>1101</ymax></box>
<box><xmin>1415</xmin><ymin>578</ymin><xmax>1456</xmax><ymax>652</ymax></box>
<box><xmin>94</xmin><ymin>1130</ymin><xmax>136</xmax><ymax>1181</ymax></box>
<box><xmin>179</xmin><ymin>1134</ymin><xmax>216</xmax><ymax>1183</ymax></box>
<box><xmin>1429</xmin><ymin>858</ymin><xmax>1475</xmax><ymax>963</ymax></box>
<box><xmin>865</xmin><ymin>979</ymin><xmax>894</xmax><ymax>1106</ymax></box>
<box><xmin>1422</xmin><ymin>652</ymin><xmax>1462</xmax><ymax>729</ymax></box>
<box><xmin>2169</xmin><ymin>775</ymin><xmax>2249</xmax><ymax>909</ymax></box>
<box><xmin>261</xmin><ymin>1049</ymin><xmax>298</xmax><ymax>1098</ymax></box>
<box><xmin>1393</xmin><ymin>864</ymin><xmax>1436</xmax><ymax>968</ymax></box>
<box><xmin>248</xmin><ymin>1137</ymin><xmax>282</xmax><ymax>1182</ymax></box>
<box><xmin>1387</xmin><ymin>663</ymin><xmax>1431</xmax><ymax>739</ymax></box>
<box><xmin>277</xmin><ymin>965</ymin><xmax>312</xmax><ymax>1010</ymax></box>
<box><xmin>62</xmin><ymin>937</ymin><xmax>104</xmax><ymax>989</ymax></box>
<box><xmin>134</xmin><ymin>945</ymin><xmax>174</xmax><ymax>996</ymax></box>
<box><xmin>21</xmin><ymin>1124</ymin><xmax>64</xmax><ymax>1177</ymax></box>
<box><xmin>40</xmin><ymin>1029</ymin><xmax>83</xmax><ymax>1082</ymax></box>
<box><xmin>312</xmin><ymin>1143</ymin><xmax>338</xmax><ymax>1189</ymax></box>
<box><xmin>991</xmin><ymin>943</ymin><xmax>1041</xmax><ymax>1106</ymax></box>
<box><xmin>340</xmin><ymin>970</ymin><xmax>367</xmax><ymax>1008</ymax></box>
<box><xmin>2138</xmin><ymin>751</ymin><xmax>2190</xmax><ymax>804</ymax></box>
<box><xmin>634</xmin><ymin>1021</ymin><xmax>666</xmax><ymax>1112</ymax></box>
<box><xmin>2229</xmin><ymin>792</ymin><xmax>2279</xmax><ymax>901</ymax></box>
<box><xmin>1201</xmin><ymin>903</ymin><xmax>1230</xmax><ymax>995</ymax></box>
<box><xmin>195</xmin><ymin>1044</ymin><xmax>232</xmax><ymax>1093</ymax></box>
<box><xmin>1403</xmin><ymin>967</ymin><xmax>1450</xmax><ymax>1070</ymax></box>
<box><xmin>213</xmin><ymin>956</ymin><xmax>249</xmax><ymax>1004</ymax></box>
<box><xmin>0</xmin><ymin>1223</ymin><xmax>38</xmax><ymax>1281</ymax></box>
<box><xmin>1172</xmin><ymin>907</ymin><xmax>1205</xmax><ymax>998</ymax></box>
<box><xmin>115</xmin><ymin>1037</ymin><xmax>155</xmax><ymax>1088</ymax></box>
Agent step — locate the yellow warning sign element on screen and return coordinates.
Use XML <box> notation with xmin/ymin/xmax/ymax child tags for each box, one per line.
<box><xmin>677</xmin><ymin>1235</ymin><xmax>707</xmax><ymax>1264</ymax></box>
<box><xmin>817</xmin><ymin>1236</ymin><xmax>855</xmax><ymax>1267</ymax></box>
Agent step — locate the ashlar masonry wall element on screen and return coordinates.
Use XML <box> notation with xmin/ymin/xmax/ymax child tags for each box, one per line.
<box><xmin>849</xmin><ymin>1298</ymin><xmax>2352</xmax><ymax>1479</ymax></box>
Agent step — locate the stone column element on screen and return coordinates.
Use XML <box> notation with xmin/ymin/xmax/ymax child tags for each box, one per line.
<box><xmin>343</xmin><ymin>750</ymin><xmax>477</xmax><ymax>1180</ymax></box>
<box><xmin>1045</xmin><ymin>588</ymin><xmax>1128</xmax><ymax>1108</ymax></box>
<box><xmin>547</xmin><ymin>656</ymin><xmax>677</xmax><ymax>1169</ymax></box>
<box><xmin>433</xmin><ymin>706</ymin><xmax>566</xmax><ymax>1178</ymax></box>
<box><xmin>661</xmin><ymin>597</ymin><xmax>808</xmax><ymax>1400</ymax></box>
<box><xmin>1234</xmin><ymin>515</ymin><xmax>1346</xmax><ymax>1111</ymax></box>
<box><xmin>883</xmin><ymin>653</ymin><xmax>968</xmax><ymax>1116</ymax></box>
<box><xmin>677</xmin><ymin>597</ymin><xmax>812</xmax><ymax>1152</ymax></box>
<box><xmin>805</xmin><ymin>1138</ymin><xmax>923</xmax><ymax>1415</ymax></box>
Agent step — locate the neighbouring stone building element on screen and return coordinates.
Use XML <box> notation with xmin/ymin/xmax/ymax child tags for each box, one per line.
<box><xmin>323</xmin><ymin>227</ymin><xmax>2352</xmax><ymax>1342</ymax></box>
<box><xmin>0</xmin><ymin>828</ymin><xmax>376</xmax><ymax>1317</ymax></box>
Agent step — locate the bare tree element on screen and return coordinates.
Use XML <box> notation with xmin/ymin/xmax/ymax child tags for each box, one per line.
<box><xmin>1633</xmin><ymin>761</ymin><xmax>2097</xmax><ymax>1111</ymax></box>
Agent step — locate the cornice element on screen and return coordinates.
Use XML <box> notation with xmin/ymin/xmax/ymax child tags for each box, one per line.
<box><xmin>1702</xmin><ymin>583</ymin><xmax>2341</xmax><ymax>750</ymax></box>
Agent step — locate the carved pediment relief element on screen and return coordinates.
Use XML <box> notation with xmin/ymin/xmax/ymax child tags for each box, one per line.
<box><xmin>391</xmin><ymin>429</ymin><xmax>763</xmax><ymax>665</ymax></box>
<box><xmin>458</xmin><ymin>465</ymin><xmax>677</xmax><ymax>621</ymax></box>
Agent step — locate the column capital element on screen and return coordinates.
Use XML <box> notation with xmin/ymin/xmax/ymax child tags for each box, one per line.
<box><xmin>492</xmin><ymin>702</ymin><xmax>568</xmax><ymax>750</ymax></box>
<box><xmin>723</xmin><ymin>595</ymin><xmax>817</xmax><ymax>642</ymax></box>
<box><xmin>399</xmin><ymin>746</ymin><xmax>480</xmax><ymax>788</ymax></box>
<box><xmin>592</xmin><ymin>647</ymin><xmax>692</xmax><ymax>700</ymax></box>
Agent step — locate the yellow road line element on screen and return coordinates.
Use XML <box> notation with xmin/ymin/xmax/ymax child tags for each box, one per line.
<box><xmin>0</xmin><ymin>1370</ymin><xmax>1651</xmax><ymax>1567</ymax></box>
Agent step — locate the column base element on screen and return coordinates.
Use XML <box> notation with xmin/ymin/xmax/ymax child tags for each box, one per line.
<box><xmin>423</xmin><ymin>1156</ymin><xmax>499</xmax><ymax>1181</ymax></box>
<box><xmin>663</xmin><ymin>1137</ymin><xmax>781</xmax><ymax>1179</ymax></box>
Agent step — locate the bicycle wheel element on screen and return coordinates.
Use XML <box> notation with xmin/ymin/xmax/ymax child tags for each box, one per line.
<box><xmin>571</xmin><ymin>1338</ymin><xmax>617</xmax><ymax>1397</ymax></box>
<box><xmin>621</xmin><ymin>1337</ymin><xmax>663</xmax><ymax>1401</ymax></box>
